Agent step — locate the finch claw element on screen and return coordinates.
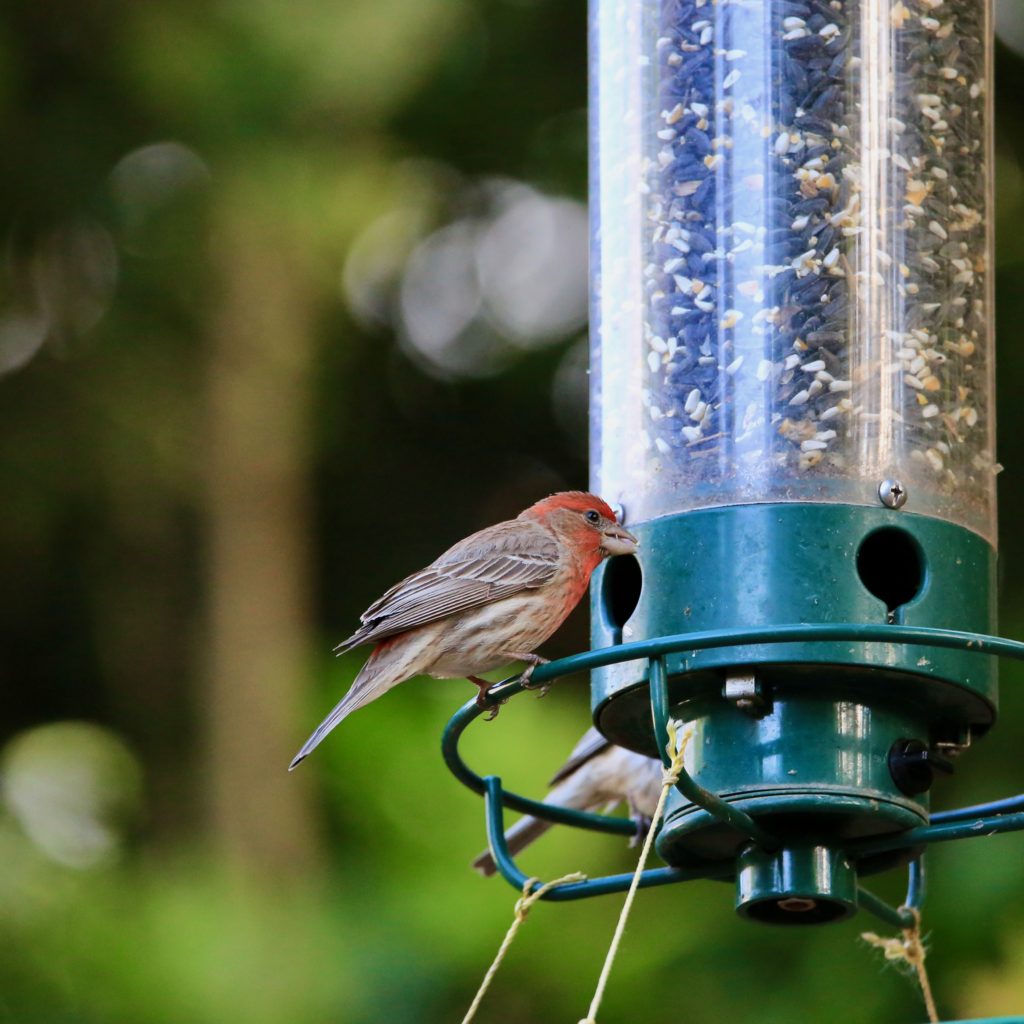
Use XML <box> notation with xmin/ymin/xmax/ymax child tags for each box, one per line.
<box><xmin>483</xmin><ymin>698</ymin><xmax>508</xmax><ymax>722</ymax></box>
<box><xmin>470</xmin><ymin>677</ymin><xmax>508</xmax><ymax>720</ymax></box>
<box><xmin>629</xmin><ymin>814</ymin><xmax>654</xmax><ymax>848</ymax></box>
<box><xmin>516</xmin><ymin>654</ymin><xmax>550</xmax><ymax>689</ymax></box>
<box><xmin>471</xmin><ymin>675</ymin><xmax>495</xmax><ymax>709</ymax></box>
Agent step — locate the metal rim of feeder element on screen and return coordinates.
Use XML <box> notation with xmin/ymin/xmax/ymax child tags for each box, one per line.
<box><xmin>443</xmin><ymin>621</ymin><xmax>1024</xmax><ymax>930</ymax></box>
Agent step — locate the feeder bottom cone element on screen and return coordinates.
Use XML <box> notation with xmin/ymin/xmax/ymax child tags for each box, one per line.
<box><xmin>736</xmin><ymin>845</ymin><xmax>858</xmax><ymax>925</ymax></box>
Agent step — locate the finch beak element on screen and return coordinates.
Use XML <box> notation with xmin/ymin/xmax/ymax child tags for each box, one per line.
<box><xmin>600</xmin><ymin>525</ymin><xmax>639</xmax><ymax>557</ymax></box>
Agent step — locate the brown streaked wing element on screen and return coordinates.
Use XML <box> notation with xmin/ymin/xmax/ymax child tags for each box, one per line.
<box><xmin>336</xmin><ymin>520</ymin><xmax>560</xmax><ymax>650</ymax></box>
<box><xmin>548</xmin><ymin>727</ymin><xmax>612</xmax><ymax>786</ymax></box>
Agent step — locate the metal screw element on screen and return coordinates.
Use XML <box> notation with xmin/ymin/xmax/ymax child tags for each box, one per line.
<box><xmin>611</xmin><ymin>503</ymin><xmax>626</xmax><ymax>524</ymax></box>
<box><xmin>878</xmin><ymin>479</ymin><xmax>908</xmax><ymax>509</ymax></box>
<box><xmin>723</xmin><ymin>673</ymin><xmax>771</xmax><ymax>717</ymax></box>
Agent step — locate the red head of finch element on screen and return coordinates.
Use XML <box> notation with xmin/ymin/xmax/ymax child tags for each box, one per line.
<box><xmin>289</xmin><ymin>491</ymin><xmax>638</xmax><ymax>769</ymax></box>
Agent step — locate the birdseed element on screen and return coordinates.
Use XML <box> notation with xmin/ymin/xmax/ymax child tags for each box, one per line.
<box><xmin>593</xmin><ymin>0</ymin><xmax>995</xmax><ymax>539</ymax></box>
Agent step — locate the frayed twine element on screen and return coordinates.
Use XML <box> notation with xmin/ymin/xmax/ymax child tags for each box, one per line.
<box><xmin>862</xmin><ymin>906</ymin><xmax>939</xmax><ymax>1023</ymax></box>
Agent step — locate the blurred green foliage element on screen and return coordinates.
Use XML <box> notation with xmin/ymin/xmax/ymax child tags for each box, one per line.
<box><xmin>2</xmin><ymin>2</ymin><xmax>1024</xmax><ymax>1022</ymax></box>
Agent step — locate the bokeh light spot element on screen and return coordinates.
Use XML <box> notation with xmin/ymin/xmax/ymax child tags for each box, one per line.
<box><xmin>109</xmin><ymin>142</ymin><xmax>211</xmax><ymax>258</ymax></box>
<box><xmin>2</xmin><ymin>721</ymin><xmax>143</xmax><ymax>870</ymax></box>
<box><xmin>0</xmin><ymin>313</ymin><xmax>48</xmax><ymax>376</ymax></box>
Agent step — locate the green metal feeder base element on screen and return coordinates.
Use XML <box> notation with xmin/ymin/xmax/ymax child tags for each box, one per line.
<box><xmin>592</xmin><ymin>503</ymin><xmax>997</xmax><ymax>753</ymax></box>
<box><xmin>654</xmin><ymin>688</ymin><xmax>930</xmax><ymax>871</ymax></box>
<box><xmin>441</xmin><ymin>621</ymin><xmax>1024</xmax><ymax>932</ymax></box>
<box><xmin>660</xmin><ymin>790</ymin><xmax>926</xmax><ymax>874</ymax></box>
<box><xmin>588</xmin><ymin>503</ymin><xmax>997</xmax><ymax>874</ymax></box>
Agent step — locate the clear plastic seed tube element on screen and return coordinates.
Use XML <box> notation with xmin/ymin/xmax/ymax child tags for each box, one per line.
<box><xmin>590</xmin><ymin>0</ymin><xmax>995</xmax><ymax>542</ymax></box>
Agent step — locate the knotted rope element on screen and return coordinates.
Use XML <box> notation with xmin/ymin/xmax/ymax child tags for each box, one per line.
<box><xmin>578</xmin><ymin>720</ymin><xmax>692</xmax><ymax>1024</ymax></box>
<box><xmin>861</xmin><ymin>906</ymin><xmax>939</xmax><ymax>1023</ymax></box>
<box><xmin>460</xmin><ymin>871</ymin><xmax>586</xmax><ymax>1024</ymax></box>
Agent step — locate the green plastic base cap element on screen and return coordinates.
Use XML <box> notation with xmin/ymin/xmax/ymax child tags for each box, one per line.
<box><xmin>736</xmin><ymin>845</ymin><xmax>858</xmax><ymax>925</ymax></box>
<box><xmin>654</xmin><ymin>690</ymin><xmax>929</xmax><ymax>871</ymax></box>
<box><xmin>589</xmin><ymin>503</ymin><xmax>997</xmax><ymax>868</ymax></box>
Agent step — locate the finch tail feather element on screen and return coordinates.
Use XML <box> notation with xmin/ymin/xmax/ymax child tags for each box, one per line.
<box><xmin>472</xmin><ymin>815</ymin><xmax>554</xmax><ymax>877</ymax></box>
<box><xmin>288</xmin><ymin>637</ymin><xmax>428</xmax><ymax>770</ymax></box>
<box><xmin>472</xmin><ymin>757</ymin><xmax>625</xmax><ymax>874</ymax></box>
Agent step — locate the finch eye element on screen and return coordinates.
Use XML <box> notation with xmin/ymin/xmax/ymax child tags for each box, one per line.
<box><xmin>584</xmin><ymin>510</ymin><xmax>601</xmax><ymax>525</ymax></box>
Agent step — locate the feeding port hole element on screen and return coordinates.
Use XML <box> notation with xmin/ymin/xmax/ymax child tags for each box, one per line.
<box><xmin>602</xmin><ymin>554</ymin><xmax>643</xmax><ymax>632</ymax></box>
<box><xmin>856</xmin><ymin>528</ymin><xmax>925</xmax><ymax>618</ymax></box>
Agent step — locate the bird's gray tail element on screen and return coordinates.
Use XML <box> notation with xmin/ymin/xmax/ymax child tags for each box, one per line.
<box><xmin>288</xmin><ymin>646</ymin><xmax>408</xmax><ymax>770</ymax></box>
<box><xmin>472</xmin><ymin>814</ymin><xmax>555</xmax><ymax>877</ymax></box>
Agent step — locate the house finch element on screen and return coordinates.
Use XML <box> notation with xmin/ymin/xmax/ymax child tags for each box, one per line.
<box><xmin>472</xmin><ymin>727</ymin><xmax>663</xmax><ymax>876</ymax></box>
<box><xmin>289</xmin><ymin>492</ymin><xmax>638</xmax><ymax>770</ymax></box>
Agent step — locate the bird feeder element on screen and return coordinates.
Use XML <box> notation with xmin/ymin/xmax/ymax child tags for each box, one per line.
<box><xmin>589</xmin><ymin>0</ymin><xmax>997</xmax><ymax>921</ymax></box>
<box><xmin>446</xmin><ymin>0</ymin><xmax>1024</xmax><ymax>949</ymax></box>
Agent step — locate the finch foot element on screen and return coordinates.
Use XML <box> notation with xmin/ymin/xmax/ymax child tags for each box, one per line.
<box><xmin>510</xmin><ymin>653</ymin><xmax>551</xmax><ymax>695</ymax></box>
<box><xmin>470</xmin><ymin>675</ymin><xmax>493</xmax><ymax>706</ymax></box>
<box><xmin>470</xmin><ymin>675</ymin><xmax>507</xmax><ymax>721</ymax></box>
<box><xmin>629</xmin><ymin>812</ymin><xmax>654</xmax><ymax>849</ymax></box>
<box><xmin>521</xmin><ymin>662</ymin><xmax>551</xmax><ymax>698</ymax></box>
<box><xmin>483</xmin><ymin>701</ymin><xmax>507</xmax><ymax>721</ymax></box>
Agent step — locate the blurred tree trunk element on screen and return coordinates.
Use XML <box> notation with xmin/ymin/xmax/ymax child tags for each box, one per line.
<box><xmin>203</xmin><ymin>193</ymin><xmax>322</xmax><ymax>874</ymax></box>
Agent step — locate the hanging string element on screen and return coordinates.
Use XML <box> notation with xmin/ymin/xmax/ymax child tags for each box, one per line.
<box><xmin>861</xmin><ymin>906</ymin><xmax>939</xmax><ymax>1023</ymax></box>
<box><xmin>578</xmin><ymin>720</ymin><xmax>692</xmax><ymax>1024</ymax></box>
<box><xmin>460</xmin><ymin>871</ymin><xmax>586</xmax><ymax>1024</ymax></box>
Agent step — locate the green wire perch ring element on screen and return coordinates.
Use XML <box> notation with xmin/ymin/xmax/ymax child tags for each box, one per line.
<box><xmin>441</xmin><ymin>623</ymin><xmax>1024</xmax><ymax>930</ymax></box>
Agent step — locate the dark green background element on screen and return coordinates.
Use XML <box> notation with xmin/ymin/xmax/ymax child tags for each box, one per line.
<box><xmin>2</xmin><ymin>3</ymin><xmax>1024</xmax><ymax>1021</ymax></box>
